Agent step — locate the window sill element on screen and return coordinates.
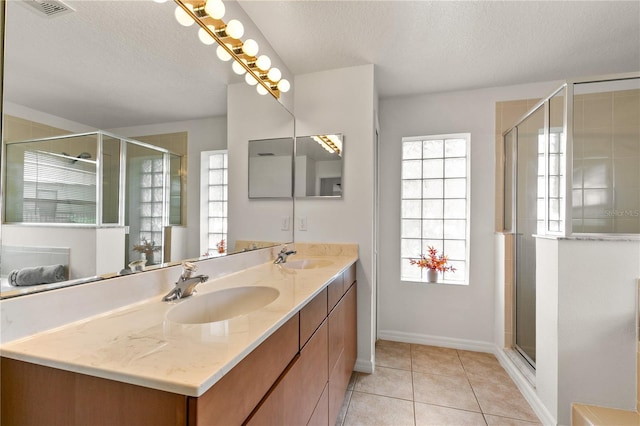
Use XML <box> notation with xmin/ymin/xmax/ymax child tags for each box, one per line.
<box><xmin>401</xmin><ymin>279</ymin><xmax>469</xmax><ymax>286</ymax></box>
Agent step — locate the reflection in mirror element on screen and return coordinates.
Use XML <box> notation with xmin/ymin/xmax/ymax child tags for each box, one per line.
<box><xmin>295</xmin><ymin>134</ymin><xmax>343</xmax><ymax>197</ymax></box>
<box><xmin>0</xmin><ymin>1</ymin><xmax>294</xmax><ymax>298</ymax></box>
<box><xmin>248</xmin><ymin>138</ymin><xmax>293</xmax><ymax>199</ymax></box>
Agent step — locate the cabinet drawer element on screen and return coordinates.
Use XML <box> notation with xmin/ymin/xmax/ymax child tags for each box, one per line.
<box><xmin>327</xmin><ymin>274</ymin><xmax>344</xmax><ymax>313</ymax></box>
<box><xmin>343</xmin><ymin>263</ymin><xmax>356</xmax><ymax>293</ymax></box>
<box><xmin>300</xmin><ymin>288</ymin><xmax>327</xmax><ymax>349</ymax></box>
<box><xmin>189</xmin><ymin>314</ymin><xmax>299</xmax><ymax>426</ymax></box>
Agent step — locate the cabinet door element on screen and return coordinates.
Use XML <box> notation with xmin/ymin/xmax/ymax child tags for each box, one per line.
<box><xmin>300</xmin><ymin>288</ymin><xmax>327</xmax><ymax>349</ymax></box>
<box><xmin>247</xmin><ymin>320</ymin><xmax>329</xmax><ymax>426</ymax></box>
<box><xmin>328</xmin><ymin>282</ymin><xmax>357</xmax><ymax>425</ymax></box>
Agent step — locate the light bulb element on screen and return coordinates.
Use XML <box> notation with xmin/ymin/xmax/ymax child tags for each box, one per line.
<box><xmin>232</xmin><ymin>60</ymin><xmax>246</xmax><ymax>75</ymax></box>
<box><xmin>225</xmin><ymin>19</ymin><xmax>244</xmax><ymax>39</ymax></box>
<box><xmin>174</xmin><ymin>4</ymin><xmax>194</xmax><ymax>26</ymax></box>
<box><xmin>256</xmin><ymin>85</ymin><xmax>268</xmax><ymax>96</ymax></box>
<box><xmin>277</xmin><ymin>79</ymin><xmax>290</xmax><ymax>93</ymax></box>
<box><xmin>153</xmin><ymin>0</ymin><xmax>168</xmax><ymax>3</ymax></box>
<box><xmin>216</xmin><ymin>45</ymin><xmax>232</xmax><ymax>61</ymax></box>
<box><xmin>204</xmin><ymin>0</ymin><xmax>225</xmax><ymax>19</ymax></box>
<box><xmin>198</xmin><ymin>26</ymin><xmax>215</xmax><ymax>45</ymax></box>
<box><xmin>255</xmin><ymin>55</ymin><xmax>271</xmax><ymax>71</ymax></box>
<box><xmin>245</xmin><ymin>73</ymin><xmax>258</xmax><ymax>86</ymax></box>
<box><xmin>242</xmin><ymin>39</ymin><xmax>259</xmax><ymax>57</ymax></box>
<box><xmin>267</xmin><ymin>67</ymin><xmax>282</xmax><ymax>82</ymax></box>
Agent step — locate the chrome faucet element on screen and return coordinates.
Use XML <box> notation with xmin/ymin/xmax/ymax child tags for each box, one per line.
<box><xmin>162</xmin><ymin>262</ymin><xmax>209</xmax><ymax>302</ymax></box>
<box><xmin>274</xmin><ymin>246</ymin><xmax>297</xmax><ymax>264</ymax></box>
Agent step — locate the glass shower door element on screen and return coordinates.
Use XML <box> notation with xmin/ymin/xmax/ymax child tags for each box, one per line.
<box><xmin>513</xmin><ymin>105</ymin><xmax>545</xmax><ymax>368</ymax></box>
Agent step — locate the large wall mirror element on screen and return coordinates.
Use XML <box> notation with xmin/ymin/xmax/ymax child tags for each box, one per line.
<box><xmin>0</xmin><ymin>1</ymin><xmax>294</xmax><ymax>298</ymax></box>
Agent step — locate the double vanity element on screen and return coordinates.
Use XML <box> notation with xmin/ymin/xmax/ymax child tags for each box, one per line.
<box><xmin>0</xmin><ymin>244</ymin><xmax>358</xmax><ymax>425</ymax></box>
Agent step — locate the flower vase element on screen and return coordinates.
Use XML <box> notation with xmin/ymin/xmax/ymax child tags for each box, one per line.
<box><xmin>426</xmin><ymin>269</ymin><xmax>438</xmax><ymax>283</ymax></box>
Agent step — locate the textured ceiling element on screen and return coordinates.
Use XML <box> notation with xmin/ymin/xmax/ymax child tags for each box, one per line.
<box><xmin>3</xmin><ymin>1</ymin><xmax>639</xmax><ymax>130</ymax></box>
<box><xmin>4</xmin><ymin>0</ymin><xmax>238</xmax><ymax>129</ymax></box>
<box><xmin>239</xmin><ymin>0</ymin><xmax>640</xmax><ymax>98</ymax></box>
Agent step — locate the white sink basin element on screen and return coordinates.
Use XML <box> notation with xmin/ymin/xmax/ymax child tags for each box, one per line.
<box><xmin>166</xmin><ymin>286</ymin><xmax>280</xmax><ymax>324</ymax></box>
<box><xmin>280</xmin><ymin>259</ymin><xmax>332</xmax><ymax>270</ymax></box>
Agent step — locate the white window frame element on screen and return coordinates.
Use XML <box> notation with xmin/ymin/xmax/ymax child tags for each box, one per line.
<box><xmin>200</xmin><ymin>150</ymin><xmax>228</xmax><ymax>256</ymax></box>
<box><xmin>400</xmin><ymin>133</ymin><xmax>471</xmax><ymax>285</ymax></box>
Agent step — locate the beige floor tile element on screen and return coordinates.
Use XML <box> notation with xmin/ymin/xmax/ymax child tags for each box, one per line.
<box><xmin>415</xmin><ymin>402</ymin><xmax>486</xmax><ymax>426</ymax></box>
<box><xmin>413</xmin><ymin>371</ymin><xmax>480</xmax><ymax>412</ymax></box>
<box><xmin>355</xmin><ymin>366</ymin><xmax>414</xmax><ymax>400</ymax></box>
<box><xmin>343</xmin><ymin>392</ymin><xmax>415</xmax><ymax>426</ymax></box>
<box><xmin>485</xmin><ymin>414</ymin><xmax>541</xmax><ymax>425</ymax></box>
<box><xmin>377</xmin><ymin>342</ymin><xmax>412</xmax><ymax>370</ymax></box>
<box><xmin>458</xmin><ymin>351</ymin><xmax>511</xmax><ymax>379</ymax></box>
<box><xmin>471</xmin><ymin>377</ymin><xmax>539</xmax><ymax>423</ymax></box>
<box><xmin>412</xmin><ymin>349</ymin><xmax>466</xmax><ymax>377</ymax></box>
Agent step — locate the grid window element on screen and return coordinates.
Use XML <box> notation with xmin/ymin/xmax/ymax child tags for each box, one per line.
<box><xmin>204</xmin><ymin>151</ymin><xmax>228</xmax><ymax>254</ymax></box>
<box><xmin>401</xmin><ymin>134</ymin><xmax>470</xmax><ymax>284</ymax></box>
<box><xmin>139</xmin><ymin>158</ymin><xmax>164</xmax><ymax>254</ymax></box>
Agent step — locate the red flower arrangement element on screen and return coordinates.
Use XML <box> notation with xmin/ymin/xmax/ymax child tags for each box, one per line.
<box><xmin>409</xmin><ymin>246</ymin><xmax>456</xmax><ymax>273</ymax></box>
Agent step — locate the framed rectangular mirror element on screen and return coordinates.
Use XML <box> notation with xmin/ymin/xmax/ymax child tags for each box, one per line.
<box><xmin>295</xmin><ymin>134</ymin><xmax>343</xmax><ymax>198</ymax></box>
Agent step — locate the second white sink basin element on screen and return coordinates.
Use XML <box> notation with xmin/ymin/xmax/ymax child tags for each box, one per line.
<box><xmin>166</xmin><ymin>286</ymin><xmax>280</xmax><ymax>324</ymax></box>
<box><xmin>281</xmin><ymin>259</ymin><xmax>332</xmax><ymax>270</ymax></box>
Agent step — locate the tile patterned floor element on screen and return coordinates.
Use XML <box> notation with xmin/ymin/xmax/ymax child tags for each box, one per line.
<box><xmin>337</xmin><ymin>340</ymin><xmax>541</xmax><ymax>426</ymax></box>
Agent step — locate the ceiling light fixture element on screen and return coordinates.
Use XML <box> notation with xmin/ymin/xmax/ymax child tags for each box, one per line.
<box><xmin>171</xmin><ymin>0</ymin><xmax>290</xmax><ymax>99</ymax></box>
<box><xmin>312</xmin><ymin>135</ymin><xmax>342</xmax><ymax>156</ymax></box>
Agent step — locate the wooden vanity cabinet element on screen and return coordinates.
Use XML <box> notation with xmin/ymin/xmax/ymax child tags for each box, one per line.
<box><xmin>0</xmin><ymin>357</ymin><xmax>189</xmax><ymax>426</ymax></box>
<box><xmin>0</xmin><ymin>262</ymin><xmax>358</xmax><ymax>426</ymax></box>
<box><xmin>248</xmin><ymin>263</ymin><xmax>357</xmax><ymax>426</ymax></box>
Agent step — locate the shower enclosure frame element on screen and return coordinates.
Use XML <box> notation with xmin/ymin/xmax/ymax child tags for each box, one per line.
<box><xmin>502</xmin><ymin>71</ymin><xmax>640</xmax><ymax>370</ymax></box>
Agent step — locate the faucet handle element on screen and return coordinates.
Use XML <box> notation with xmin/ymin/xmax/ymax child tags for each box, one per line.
<box><xmin>181</xmin><ymin>261</ymin><xmax>197</xmax><ymax>279</ymax></box>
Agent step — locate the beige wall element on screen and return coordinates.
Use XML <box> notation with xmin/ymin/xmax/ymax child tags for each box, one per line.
<box><xmin>3</xmin><ymin>114</ymin><xmax>70</xmax><ymax>143</ymax></box>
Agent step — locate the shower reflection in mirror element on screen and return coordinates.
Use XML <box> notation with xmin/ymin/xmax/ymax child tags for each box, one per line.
<box><xmin>2</xmin><ymin>131</ymin><xmax>184</xmax><ymax>284</ymax></box>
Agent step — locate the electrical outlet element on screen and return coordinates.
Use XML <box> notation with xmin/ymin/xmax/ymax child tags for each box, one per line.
<box><xmin>299</xmin><ymin>217</ymin><xmax>307</xmax><ymax>231</ymax></box>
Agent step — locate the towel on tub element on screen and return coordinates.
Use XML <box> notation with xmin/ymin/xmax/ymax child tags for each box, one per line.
<box><xmin>8</xmin><ymin>264</ymin><xmax>67</xmax><ymax>286</ymax></box>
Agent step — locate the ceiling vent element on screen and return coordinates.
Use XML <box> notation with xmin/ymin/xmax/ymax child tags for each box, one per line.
<box><xmin>21</xmin><ymin>0</ymin><xmax>75</xmax><ymax>18</ymax></box>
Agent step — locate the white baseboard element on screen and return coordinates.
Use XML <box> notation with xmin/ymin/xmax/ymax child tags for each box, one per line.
<box><xmin>377</xmin><ymin>330</ymin><xmax>495</xmax><ymax>353</ymax></box>
<box><xmin>354</xmin><ymin>358</ymin><xmax>374</xmax><ymax>374</ymax></box>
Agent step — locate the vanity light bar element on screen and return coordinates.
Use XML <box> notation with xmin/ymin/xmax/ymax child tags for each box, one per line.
<box><xmin>172</xmin><ymin>0</ymin><xmax>289</xmax><ymax>100</ymax></box>
<box><xmin>312</xmin><ymin>135</ymin><xmax>342</xmax><ymax>156</ymax></box>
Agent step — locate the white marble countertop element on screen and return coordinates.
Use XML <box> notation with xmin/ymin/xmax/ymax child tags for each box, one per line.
<box><xmin>0</xmin><ymin>251</ymin><xmax>357</xmax><ymax>397</ymax></box>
